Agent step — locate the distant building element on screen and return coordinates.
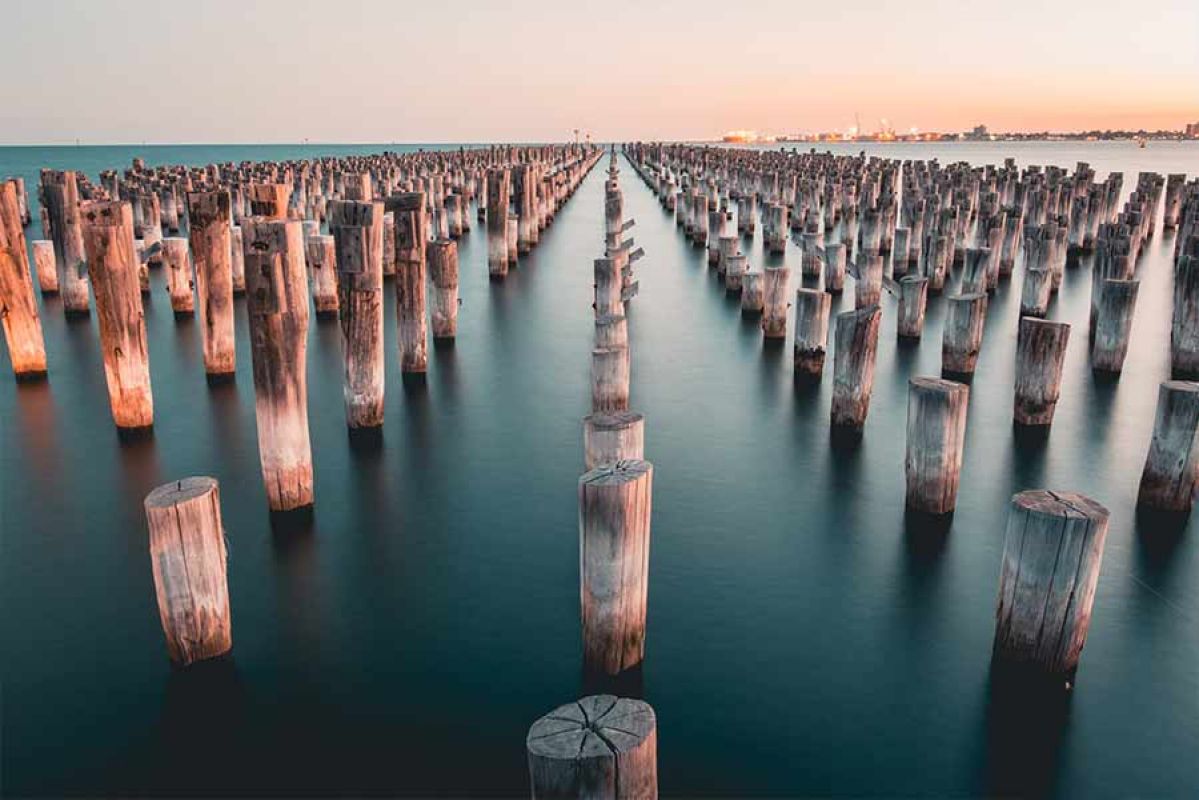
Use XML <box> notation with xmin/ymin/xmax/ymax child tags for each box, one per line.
<box><xmin>965</xmin><ymin>124</ymin><xmax>989</xmax><ymax>141</ymax></box>
<box><xmin>1186</xmin><ymin>122</ymin><xmax>1199</xmax><ymax>139</ymax></box>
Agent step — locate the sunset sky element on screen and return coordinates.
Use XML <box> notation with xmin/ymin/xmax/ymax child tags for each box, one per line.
<box><xmin>1</xmin><ymin>0</ymin><xmax>1196</xmax><ymax>144</ymax></box>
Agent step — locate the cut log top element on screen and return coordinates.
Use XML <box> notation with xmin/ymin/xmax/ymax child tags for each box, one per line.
<box><xmin>583</xmin><ymin>410</ymin><xmax>645</xmax><ymax>430</ymax></box>
<box><xmin>580</xmin><ymin>459</ymin><xmax>652</xmax><ymax>487</ymax></box>
<box><xmin>185</xmin><ymin>190</ymin><xmax>231</xmax><ymax>224</ymax></box>
<box><xmin>1013</xmin><ymin>489</ymin><xmax>1109</xmax><ymax>523</ymax></box>
<box><xmin>910</xmin><ymin>376</ymin><xmax>968</xmax><ymax>397</ymax></box>
<box><xmin>328</xmin><ymin>199</ymin><xmax>382</xmax><ymax>227</ymax></box>
<box><xmin>527</xmin><ymin>695</ymin><xmax>656</xmax><ymax>760</ymax></box>
<box><xmin>145</xmin><ymin>476</ymin><xmax>219</xmax><ymax>509</ymax></box>
<box><xmin>384</xmin><ymin>192</ymin><xmax>425</xmax><ymax>212</ymax></box>
<box><xmin>1161</xmin><ymin>379</ymin><xmax>1199</xmax><ymax>395</ymax></box>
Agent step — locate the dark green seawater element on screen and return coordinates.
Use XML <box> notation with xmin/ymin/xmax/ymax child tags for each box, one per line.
<box><xmin>1</xmin><ymin>142</ymin><xmax>1197</xmax><ymax>797</ymax></box>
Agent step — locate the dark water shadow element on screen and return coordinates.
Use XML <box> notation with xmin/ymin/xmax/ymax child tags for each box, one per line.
<box><xmin>581</xmin><ymin>662</ymin><xmax>645</xmax><ymax>700</ymax></box>
<box><xmin>978</xmin><ymin>663</ymin><xmax>1073</xmax><ymax>798</ymax></box>
<box><xmin>115</xmin><ymin>427</ymin><xmax>162</xmax><ymax>508</ymax></box>
<box><xmin>433</xmin><ymin>338</ymin><xmax>460</xmax><ymax>408</ymax></box>
<box><xmin>1133</xmin><ymin>506</ymin><xmax>1190</xmax><ymax>581</ymax></box>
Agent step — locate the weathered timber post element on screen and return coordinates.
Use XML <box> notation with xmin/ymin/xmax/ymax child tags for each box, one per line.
<box><xmin>1014</xmin><ymin>318</ymin><xmax>1070</xmax><ymax>426</ymax></box>
<box><xmin>741</xmin><ymin>272</ymin><xmax>764</xmax><ymax>314</ymax></box>
<box><xmin>487</xmin><ymin>169</ymin><xmax>510</xmax><ymax>276</ymax></box>
<box><xmin>80</xmin><ymin>201</ymin><xmax>153</xmax><ymax>428</ymax></box>
<box><xmin>831</xmin><ymin>305</ymin><xmax>882</xmax><ymax>432</ymax></box>
<box><xmin>993</xmin><ymin>490</ymin><xmax>1109</xmax><ymax>684</ymax></box>
<box><xmin>579</xmin><ymin>460</ymin><xmax>653</xmax><ymax>674</ymax></box>
<box><xmin>1171</xmin><ymin>246</ymin><xmax>1199</xmax><ymax>377</ymax></box>
<box><xmin>188</xmin><ymin>191</ymin><xmax>236</xmax><ymax>377</ymax></box>
<box><xmin>162</xmin><ymin>237</ymin><xmax>194</xmax><ymax>317</ymax></box>
<box><xmin>823</xmin><ymin>242</ymin><xmax>846</xmax><ymax>294</ymax></box>
<box><xmin>527</xmin><ymin>695</ymin><xmax>658</xmax><ymax>799</ymax></box>
<box><xmin>31</xmin><ymin>239</ymin><xmax>59</xmax><ymax>294</ymax></box>
<box><xmin>1091</xmin><ymin>279</ymin><xmax>1138</xmax><ymax>374</ymax></box>
<box><xmin>594</xmin><ymin>257</ymin><xmax>624</xmax><ymax>318</ymax></box>
<box><xmin>591</xmin><ymin>347</ymin><xmax>630</xmax><ymax>413</ymax></box>
<box><xmin>1020</xmin><ymin>268</ymin><xmax>1053</xmax><ymax>318</ymax></box>
<box><xmin>897</xmin><ymin>275</ymin><xmax>928</xmax><ymax>339</ymax></box>
<box><xmin>762</xmin><ymin>266</ymin><xmax>789</xmax><ymax>339</ymax></box>
<box><xmin>0</xmin><ymin>180</ymin><xmax>47</xmax><ymax>378</ymax></box>
<box><xmin>962</xmin><ymin>247</ymin><xmax>990</xmax><ymax>295</ymax></box>
<box><xmin>855</xmin><ymin>252</ymin><xmax>883</xmax><ymax>308</ymax></box>
<box><xmin>230</xmin><ymin>225</ymin><xmax>246</xmax><ymax>294</ymax></box>
<box><xmin>242</xmin><ymin>218</ymin><xmax>313</xmax><ymax>511</ymax></box>
<box><xmin>387</xmin><ymin>192</ymin><xmax>428</xmax><ymax>373</ymax></box>
<box><xmin>793</xmin><ymin>288</ymin><xmax>831</xmax><ymax>378</ymax></box>
<box><xmin>145</xmin><ymin>477</ymin><xmax>232</xmax><ymax>667</ymax></box>
<box><xmin>942</xmin><ymin>293</ymin><xmax>988</xmax><ymax>379</ymax></box>
<box><xmin>247</xmin><ymin>183</ymin><xmax>290</xmax><ymax>219</ymax></box>
<box><xmin>1137</xmin><ymin>381</ymin><xmax>1199</xmax><ymax>512</ymax></box>
<box><xmin>905</xmin><ymin>377</ymin><xmax>969</xmax><ymax>515</ymax></box>
<box><xmin>724</xmin><ymin>253</ymin><xmax>747</xmax><ymax>292</ymax></box>
<box><xmin>305</xmin><ymin>234</ymin><xmax>339</xmax><ymax>318</ymax></box>
<box><xmin>583</xmin><ymin>411</ymin><xmax>645</xmax><ymax>471</ymax></box>
<box><xmin>41</xmin><ymin>170</ymin><xmax>90</xmax><ymax>314</ymax></box>
<box><xmin>329</xmin><ymin>200</ymin><xmax>385</xmax><ymax>429</ymax></box>
<box><xmin>428</xmin><ymin>238</ymin><xmax>459</xmax><ymax>339</ymax></box>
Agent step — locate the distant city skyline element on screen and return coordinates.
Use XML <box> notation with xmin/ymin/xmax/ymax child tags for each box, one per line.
<box><xmin>1</xmin><ymin>0</ymin><xmax>1196</xmax><ymax>145</ymax></box>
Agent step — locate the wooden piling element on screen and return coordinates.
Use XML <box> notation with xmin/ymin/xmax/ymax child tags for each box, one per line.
<box><xmin>305</xmin><ymin>234</ymin><xmax>340</xmax><ymax>317</ymax></box>
<box><xmin>823</xmin><ymin>242</ymin><xmax>846</xmax><ymax>294</ymax></box>
<box><xmin>144</xmin><ymin>477</ymin><xmax>232</xmax><ymax>667</ymax></box>
<box><xmin>527</xmin><ymin>695</ymin><xmax>657</xmax><ymax>799</ymax></box>
<box><xmin>328</xmin><ymin>199</ymin><xmax>385</xmax><ymax>429</ymax></box>
<box><xmin>487</xmin><ymin>169</ymin><xmax>510</xmax><ymax>276</ymax></box>
<box><xmin>741</xmin><ymin>272</ymin><xmax>764</xmax><ymax>313</ymax></box>
<box><xmin>1171</xmin><ymin>244</ymin><xmax>1199</xmax><ymax>376</ymax></box>
<box><xmin>762</xmin><ymin>266</ymin><xmax>789</xmax><ymax>339</ymax></box>
<box><xmin>579</xmin><ymin>460</ymin><xmax>653</xmax><ymax>674</ymax></box>
<box><xmin>591</xmin><ymin>347</ymin><xmax>630</xmax><ymax>413</ymax></box>
<box><xmin>427</xmin><ymin>238</ymin><xmax>459</xmax><ymax>339</ymax></box>
<box><xmin>41</xmin><ymin>170</ymin><xmax>90</xmax><ymax>314</ymax></box>
<box><xmin>162</xmin><ymin>237</ymin><xmax>194</xmax><ymax>317</ymax></box>
<box><xmin>187</xmin><ymin>191</ymin><xmax>236</xmax><ymax>377</ymax></box>
<box><xmin>1014</xmin><ymin>318</ymin><xmax>1070</xmax><ymax>426</ymax></box>
<box><xmin>855</xmin><ymin>253</ymin><xmax>883</xmax><ymax>308</ymax></box>
<box><xmin>793</xmin><ymin>288</ymin><xmax>831</xmax><ymax>377</ymax></box>
<box><xmin>1137</xmin><ymin>380</ymin><xmax>1199</xmax><ymax>512</ymax></box>
<box><xmin>905</xmin><ymin>377</ymin><xmax>969</xmax><ymax>515</ymax></box>
<box><xmin>1091</xmin><ymin>279</ymin><xmax>1138</xmax><ymax>374</ymax></box>
<box><xmin>387</xmin><ymin>192</ymin><xmax>428</xmax><ymax>373</ymax></box>
<box><xmin>31</xmin><ymin>239</ymin><xmax>59</xmax><ymax>294</ymax></box>
<box><xmin>897</xmin><ymin>275</ymin><xmax>929</xmax><ymax>339</ymax></box>
<box><xmin>942</xmin><ymin>293</ymin><xmax>988</xmax><ymax>379</ymax></box>
<box><xmin>993</xmin><ymin>490</ymin><xmax>1109</xmax><ymax>683</ymax></box>
<box><xmin>242</xmin><ymin>218</ymin><xmax>313</xmax><ymax>511</ymax></box>
<box><xmin>831</xmin><ymin>305</ymin><xmax>882</xmax><ymax>432</ymax></box>
<box><xmin>0</xmin><ymin>180</ymin><xmax>47</xmax><ymax>378</ymax></box>
<box><xmin>230</xmin><ymin>225</ymin><xmax>246</xmax><ymax>294</ymax></box>
<box><xmin>583</xmin><ymin>411</ymin><xmax>645</xmax><ymax>471</ymax></box>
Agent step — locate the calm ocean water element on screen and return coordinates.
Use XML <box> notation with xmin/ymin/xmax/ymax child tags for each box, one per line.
<box><xmin>2</xmin><ymin>141</ymin><xmax>1197</xmax><ymax>797</ymax></box>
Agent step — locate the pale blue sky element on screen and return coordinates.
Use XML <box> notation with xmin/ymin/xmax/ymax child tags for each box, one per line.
<box><xmin>1</xmin><ymin>0</ymin><xmax>1196</xmax><ymax>143</ymax></box>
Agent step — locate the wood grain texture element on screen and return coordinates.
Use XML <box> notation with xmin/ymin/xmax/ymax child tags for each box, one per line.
<box><xmin>579</xmin><ymin>461</ymin><xmax>653</xmax><ymax>675</ymax></box>
<box><xmin>1014</xmin><ymin>318</ymin><xmax>1070</xmax><ymax>426</ymax></box>
<box><xmin>187</xmin><ymin>191</ymin><xmax>236</xmax><ymax>375</ymax></box>
<box><xmin>583</xmin><ymin>411</ymin><xmax>645</xmax><ymax>472</ymax></box>
<box><xmin>762</xmin><ymin>266</ymin><xmax>790</xmax><ymax>339</ymax></box>
<box><xmin>0</xmin><ymin>180</ymin><xmax>46</xmax><ymax>376</ymax></box>
<box><xmin>161</xmin><ymin>237</ymin><xmax>194</xmax><ymax>316</ymax></box>
<box><xmin>1137</xmin><ymin>380</ymin><xmax>1199</xmax><ymax>512</ymax></box>
<box><xmin>305</xmin><ymin>234</ymin><xmax>340</xmax><ymax>316</ymax></box>
<box><xmin>145</xmin><ymin>477</ymin><xmax>232</xmax><ymax>666</ymax></box>
<box><xmin>1091</xmin><ymin>279</ymin><xmax>1138</xmax><ymax>374</ymax></box>
<box><xmin>905</xmin><ymin>377</ymin><xmax>969</xmax><ymax>514</ymax></box>
<box><xmin>942</xmin><ymin>293</ymin><xmax>988</xmax><ymax>377</ymax></box>
<box><xmin>428</xmin><ymin>238</ymin><xmax>459</xmax><ymax>339</ymax></box>
<box><xmin>31</xmin><ymin>239</ymin><xmax>58</xmax><ymax>294</ymax></box>
<box><xmin>386</xmin><ymin>192</ymin><xmax>428</xmax><ymax>372</ymax></box>
<box><xmin>831</xmin><ymin>305</ymin><xmax>882</xmax><ymax>431</ymax></box>
<box><xmin>40</xmin><ymin>169</ymin><xmax>91</xmax><ymax>314</ymax></box>
<box><xmin>793</xmin><ymin>288</ymin><xmax>830</xmax><ymax>377</ymax></box>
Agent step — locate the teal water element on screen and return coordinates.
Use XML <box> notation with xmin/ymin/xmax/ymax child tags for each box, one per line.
<box><xmin>1</xmin><ymin>142</ymin><xmax>1198</xmax><ymax>797</ymax></box>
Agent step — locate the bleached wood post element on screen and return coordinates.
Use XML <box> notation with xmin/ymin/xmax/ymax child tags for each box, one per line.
<box><xmin>188</xmin><ymin>191</ymin><xmax>236</xmax><ymax>377</ymax></box>
<box><xmin>579</xmin><ymin>460</ymin><xmax>653</xmax><ymax>675</ymax></box>
<box><xmin>242</xmin><ymin>218</ymin><xmax>313</xmax><ymax>511</ymax></box>
<box><xmin>144</xmin><ymin>477</ymin><xmax>232</xmax><ymax>667</ymax></box>
<box><xmin>897</xmin><ymin>275</ymin><xmax>928</xmax><ymax>339</ymax></box>
<box><xmin>388</xmin><ymin>192</ymin><xmax>428</xmax><ymax>373</ymax></box>
<box><xmin>831</xmin><ymin>305</ymin><xmax>882</xmax><ymax>433</ymax></box>
<box><xmin>429</xmin><ymin>238</ymin><xmax>459</xmax><ymax>339</ymax></box>
<box><xmin>823</xmin><ymin>242</ymin><xmax>846</xmax><ymax>294</ymax></box>
<box><xmin>1014</xmin><ymin>318</ymin><xmax>1070</xmax><ymax>426</ymax></box>
<box><xmin>1171</xmin><ymin>244</ymin><xmax>1199</xmax><ymax>377</ymax></box>
<box><xmin>329</xmin><ymin>199</ymin><xmax>385</xmax><ymax>429</ymax></box>
<box><xmin>594</xmin><ymin>257</ymin><xmax>624</xmax><ymax>318</ymax></box>
<box><xmin>0</xmin><ymin>180</ymin><xmax>47</xmax><ymax>378</ymax></box>
<box><xmin>762</xmin><ymin>266</ymin><xmax>789</xmax><ymax>339</ymax></box>
<box><xmin>583</xmin><ymin>411</ymin><xmax>645</xmax><ymax>471</ymax></box>
<box><xmin>926</xmin><ymin>234</ymin><xmax>949</xmax><ymax>294</ymax></box>
<box><xmin>724</xmin><ymin>253</ymin><xmax>747</xmax><ymax>292</ymax></box>
<box><xmin>905</xmin><ymin>378</ymin><xmax>969</xmax><ymax>515</ymax></box>
<box><xmin>1091</xmin><ymin>279</ymin><xmax>1138</xmax><ymax>374</ymax></box>
<box><xmin>31</xmin><ymin>239</ymin><xmax>59</xmax><ymax>294</ymax></box>
<box><xmin>942</xmin><ymin>293</ymin><xmax>988</xmax><ymax>379</ymax></box>
<box><xmin>527</xmin><ymin>696</ymin><xmax>657</xmax><ymax>799</ymax></box>
<box><xmin>1020</xmin><ymin>268</ymin><xmax>1053</xmax><ymax>318</ymax></box>
<box><xmin>41</xmin><ymin>170</ymin><xmax>90</xmax><ymax>315</ymax></box>
<box><xmin>741</xmin><ymin>272</ymin><xmax>764</xmax><ymax>313</ymax></box>
<box><xmin>993</xmin><ymin>490</ymin><xmax>1109</xmax><ymax>684</ymax></box>
<box><xmin>793</xmin><ymin>288</ymin><xmax>831</xmax><ymax>378</ymax></box>
<box><xmin>591</xmin><ymin>346</ymin><xmax>630</xmax><ymax>413</ymax></box>
<box><xmin>230</xmin><ymin>226</ymin><xmax>246</xmax><ymax>295</ymax></box>
<box><xmin>248</xmin><ymin>183</ymin><xmax>290</xmax><ymax>219</ymax></box>
<box><xmin>80</xmin><ymin>201</ymin><xmax>154</xmax><ymax>428</ymax></box>
<box><xmin>962</xmin><ymin>247</ymin><xmax>990</xmax><ymax>295</ymax></box>
<box><xmin>487</xmin><ymin>169</ymin><xmax>510</xmax><ymax>277</ymax></box>
<box><xmin>162</xmin><ymin>237</ymin><xmax>194</xmax><ymax>317</ymax></box>
<box><xmin>305</xmin><ymin>234</ymin><xmax>339</xmax><ymax>318</ymax></box>
<box><xmin>1137</xmin><ymin>381</ymin><xmax>1199</xmax><ymax>512</ymax></box>
<box><xmin>855</xmin><ymin>252</ymin><xmax>883</xmax><ymax>308</ymax></box>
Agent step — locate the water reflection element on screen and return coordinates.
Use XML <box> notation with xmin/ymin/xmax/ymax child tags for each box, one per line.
<box><xmin>979</xmin><ymin>665</ymin><xmax>1072</xmax><ymax>798</ymax></box>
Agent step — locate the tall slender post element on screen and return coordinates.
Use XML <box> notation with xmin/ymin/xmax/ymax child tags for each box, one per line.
<box><xmin>793</xmin><ymin>288</ymin><xmax>831</xmax><ymax>378</ymax></box>
<box><xmin>905</xmin><ymin>378</ymin><xmax>969</xmax><ymax>515</ymax></box>
<box><xmin>329</xmin><ymin>200</ymin><xmax>385</xmax><ymax>429</ymax></box>
<box><xmin>831</xmin><ymin>305</ymin><xmax>882</xmax><ymax>433</ymax></box>
<box><xmin>1137</xmin><ymin>381</ymin><xmax>1199</xmax><ymax>512</ymax></box>
<box><xmin>162</xmin><ymin>236</ymin><xmax>194</xmax><ymax>317</ymax></box>
<box><xmin>388</xmin><ymin>192</ymin><xmax>428</xmax><ymax>373</ymax></box>
<box><xmin>942</xmin><ymin>293</ymin><xmax>988</xmax><ymax>379</ymax></box>
<box><xmin>487</xmin><ymin>168</ymin><xmax>510</xmax><ymax>277</ymax></box>
<box><xmin>41</xmin><ymin>170</ymin><xmax>90</xmax><ymax>314</ymax></box>
<box><xmin>0</xmin><ymin>180</ymin><xmax>46</xmax><ymax>378</ymax></box>
<box><xmin>31</xmin><ymin>240</ymin><xmax>59</xmax><ymax>295</ymax></box>
<box><xmin>762</xmin><ymin>266</ymin><xmax>789</xmax><ymax>339</ymax></box>
<box><xmin>1091</xmin><ymin>279</ymin><xmax>1138</xmax><ymax>374</ymax></box>
<box><xmin>897</xmin><ymin>275</ymin><xmax>928</xmax><ymax>339</ymax></box>
<box><xmin>188</xmin><ymin>191</ymin><xmax>235</xmax><ymax>377</ymax></box>
<box><xmin>1014</xmin><ymin>318</ymin><xmax>1070</xmax><ymax>426</ymax></box>
<box><xmin>428</xmin><ymin>239</ymin><xmax>459</xmax><ymax>339</ymax></box>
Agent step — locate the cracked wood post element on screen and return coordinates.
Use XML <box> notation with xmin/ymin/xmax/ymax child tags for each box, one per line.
<box><xmin>41</xmin><ymin>169</ymin><xmax>90</xmax><ymax>315</ymax></box>
<box><xmin>526</xmin><ymin>695</ymin><xmax>658</xmax><ymax>799</ymax></box>
<box><xmin>145</xmin><ymin>477</ymin><xmax>232</xmax><ymax>667</ymax></box>
<box><xmin>594</xmin><ymin>313</ymin><xmax>628</xmax><ymax>351</ymax></box>
<box><xmin>961</xmin><ymin>247</ymin><xmax>990</xmax><ymax>295</ymax></box>
<box><xmin>831</xmin><ymin>305</ymin><xmax>882</xmax><ymax>433</ymax></box>
<box><xmin>591</xmin><ymin>346</ymin><xmax>630</xmax><ymax>413</ymax></box>
<box><xmin>242</xmin><ymin>218</ymin><xmax>313</xmax><ymax>511</ymax></box>
<box><xmin>1091</xmin><ymin>279</ymin><xmax>1138</xmax><ymax>374</ymax></box>
<box><xmin>724</xmin><ymin>253</ymin><xmax>747</xmax><ymax>292</ymax></box>
<box><xmin>487</xmin><ymin>168</ymin><xmax>510</xmax><ymax>277</ymax></box>
<box><xmin>388</xmin><ymin>192</ymin><xmax>428</xmax><ymax>373</ymax></box>
<box><xmin>823</xmin><ymin>242</ymin><xmax>846</xmax><ymax>294</ymax></box>
<box><xmin>993</xmin><ymin>490</ymin><xmax>1110</xmax><ymax>684</ymax></box>
<box><xmin>428</xmin><ymin>238</ymin><xmax>459</xmax><ymax>339</ymax></box>
<box><xmin>305</xmin><ymin>234</ymin><xmax>339</xmax><ymax>318</ymax></box>
<box><xmin>741</xmin><ymin>271</ymin><xmax>764</xmax><ymax>313</ymax></box>
<box><xmin>594</xmin><ymin>257</ymin><xmax>623</xmax><ymax>318</ymax></box>
<box><xmin>855</xmin><ymin>252</ymin><xmax>883</xmax><ymax>308</ymax></box>
<box><xmin>1020</xmin><ymin>267</ymin><xmax>1052</xmax><ymax>318</ymax></box>
<box><xmin>1137</xmin><ymin>380</ymin><xmax>1199</xmax><ymax>512</ymax></box>
<box><xmin>793</xmin><ymin>287</ymin><xmax>830</xmax><ymax>378</ymax></box>
<box><xmin>1</xmin><ymin>180</ymin><xmax>47</xmax><ymax>378</ymax></box>
<box><xmin>762</xmin><ymin>266</ymin><xmax>789</xmax><ymax>339</ymax></box>
<box><xmin>942</xmin><ymin>293</ymin><xmax>988</xmax><ymax>379</ymax></box>
<box><xmin>579</xmin><ymin>460</ymin><xmax>653</xmax><ymax>675</ymax></box>
<box><xmin>188</xmin><ymin>191</ymin><xmax>236</xmax><ymax>377</ymax></box>
<box><xmin>80</xmin><ymin>201</ymin><xmax>154</xmax><ymax>429</ymax></box>
<box><xmin>905</xmin><ymin>377</ymin><xmax>969</xmax><ymax>515</ymax></box>
<box><xmin>329</xmin><ymin>199</ymin><xmax>385</xmax><ymax>429</ymax></box>
<box><xmin>31</xmin><ymin>239</ymin><xmax>58</xmax><ymax>294</ymax></box>
<box><xmin>897</xmin><ymin>275</ymin><xmax>928</xmax><ymax>339</ymax></box>
<box><xmin>583</xmin><ymin>411</ymin><xmax>645</xmax><ymax>471</ymax></box>
<box><xmin>162</xmin><ymin>237</ymin><xmax>194</xmax><ymax>317</ymax></box>
<box><xmin>1014</xmin><ymin>318</ymin><xmax>1070</xmax><ymax>426</ymax></box>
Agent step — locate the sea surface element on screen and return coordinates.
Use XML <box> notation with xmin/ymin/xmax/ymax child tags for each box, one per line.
<box><xmin>2</xmin><ymin>141</ymin><xmax>1197</xmax><ymax>797</ymax></box>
